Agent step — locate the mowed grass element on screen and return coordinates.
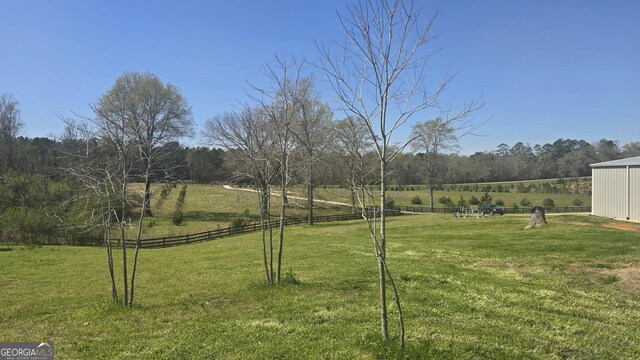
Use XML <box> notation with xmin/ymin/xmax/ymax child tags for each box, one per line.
<box><xmin>1</xmin><ymin>214</ymin><xmax>639</xmax><ymax>359</ymax></box>
<box><xmin>135</xmin><ymin>184</ymin><xmax>352</xmax><ymax>238</ymax></box>
<box><xmin>311</xmin><ymin>186</ymin><xmax>592</xmax><ymax>209</ymax></box>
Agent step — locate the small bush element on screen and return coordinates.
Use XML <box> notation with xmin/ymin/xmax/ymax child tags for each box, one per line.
<box><xmin>520</xmin><ymin>198</ymin><xmax>532</xmax><ymax>206</ymax></box>
<box><xmin>469</xmin><ymin>196</ymin><xmax>480</xmax><ymax>206</ymax></box>
<box><xmin>572</xmin><ymin>198</ymin><xmax>584</xmax><ymax>206</ymax></box>
<box><xmin>176</xmin><ymin>184</ymin><xmax>187</xmax><ymax>208</ymax></box>
<box><xmin>385</xmin><ymin>197</ymin><xmax>395</xmax><ymax>207</ymax></box>
<box><xmin>457</xmin><ymin>196</ymin><xmax>467</xmax><ymax>208</ymax></box>
<box><xmin>172</xmin><ymin>209</ymin><xmax>184</xmax><ymax>225</ymax></box>
<box><xmin>542</xmin><ymin>197</ymin><xmax>555</xmax><ymax>208</ymax></box>
<box><xmin>229</xmin><ymin>217</ymin><xmax>252</xmax><ymax>229</ymax></box>
<box><xmin>438</xmin><ymin>196</ymin><xmax>454</xmax><ymax>208</ymax></box>
<box><xmin>495</xmin><ymin>199</ymin><xmax>505</xmax><ymax>206</ymax></box>
<box><xmin>480</xmin><ymin>192</ymin><xmax>492</xmax><ymax>204</ymax></box>
<box><xmin>411</xmin><ymin>196</ymin><xmax>423</xmax><ymax>205</ymax></box>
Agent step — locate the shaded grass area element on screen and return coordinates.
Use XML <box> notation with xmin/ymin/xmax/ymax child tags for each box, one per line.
<box><xmin>1</xmin><ymin>214</ymin><xmax>639</xmax><ymax>358</ymax></box>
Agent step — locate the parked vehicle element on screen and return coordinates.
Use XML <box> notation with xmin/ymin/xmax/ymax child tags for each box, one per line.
<box><xmin>480</xmin><ymin>204</ymin><xmax>505</xmax><ymax>215</ymax></box>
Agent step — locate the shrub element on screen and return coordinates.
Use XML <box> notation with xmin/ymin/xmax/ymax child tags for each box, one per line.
<box><xmin>495</xmin><ymin>199</ymin><xmax>505</xmax><ymax>206</ymax></box>
<box><xmin>457</xmin><ymin>196</ymin><xmax>467</xmax><ymax>208</ymax></box>
<box><xmin>438</xmin><ymin>196</ymin><xmax>454</xmax><ymax>208</ymax></box>
<box><xmin>172</xmin><ymin>209</ymin><xmax>184</xmax><ymax>225</ymax></box>
<box><xmin>572</xmin><ymin>198</ymin><xmax>584</xmax><ymax>206</ymax></box>
<box><xmin>229</xmin><ymin>217</ymin><xmax>252</xmax><ymax>229</ymax></box>
<box><xmin>480</xmin><ymin>192</ymin><xmax>492</xmax><ymax>204</ymax></box>
<box><xmin>411</xmin><ymin>196</ymin><xmax>422</xmax><ymax>205</ymax></box>
<box><xmin>542</xmin><ymin>198</ymin><xmax>555</xmax><ymax>208</ymax></box>
<box><xmin>176</xmin><ymin>184</ymin><xmax>187</xmax><ymax>208</ymax></box>
<box><xmin>520</xmin><ymin>198</ymin><xmax>531</xmax><ymax>207</ymax></box>
<box><xmin>385</xmin><ymin>197</ymin><xmax>395</xmax><ymax>207</ymax></box>
<box><xmin>469</xmin><ymin>196</ymin><xmax>480</xmax><ymax>206</ymax></box>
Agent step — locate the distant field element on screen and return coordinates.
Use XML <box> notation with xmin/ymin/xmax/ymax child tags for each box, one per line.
<box><xmin>1</xmin><ymin>213</ymin><xmax>639</xmax><ymax>358</ymax></box>
<box><xmin>132</xmin><ymin>184</ymin><xmax>352</xmax><ymax>238</ymax></box>
<box><xmin>117</xmin><ymin>182</ymin><xmax>591</xmax><ymax>240</ymax></box>
<box><xmin>306</xmin><ymin>186</ymin><xmax>592</xmax><ymax>209</ymax></box>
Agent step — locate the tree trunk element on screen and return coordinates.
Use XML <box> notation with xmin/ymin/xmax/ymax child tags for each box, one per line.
<box><xmin>120</xmin><ymin>221</ymin><xmax>128</xmax><ymax>305</ymax></box>
<box><xmin>350</xmin><ymin>187</ymin><xmax>357</xmax><ymax>214</ymax></box>
<box><xmin>104</xmin><ymin>225</ymin><xmax>118</xmax><ymax>304</ymax></box>
<box><xmin>379</xmin><ymin>157</ymin><xmax>388</xmax><ymax>341</ymax></box>
<box><xmin>429</xmin><ymin>183</ymin><xmax>435</xmax><ymax>212</ymax></box>
<box><xmin>276</xmin><ymin>185</ymin><xmax>286</xmax><ymax>284</ymax></box>
<box><xmin>143</xmin><ymin>177</ymin><xmax>154</xmax><ymax>217</ymax></box>
<box><xmin>130</xmin><ymin>171</ymin><xmax>150</xmax><ymax>306</ymax></box>
<box><xmin>525</xmin><ymin>206</ymin><xmax>548</xmax><ymax>229</ymax></box>
<box><xmin>259</xmin><ymin>182</ymin><xmax>272</xmax><ymax>284</ymax></box>
<box><xmin>307</xmin><ymin>183</ymin><xmax>314</xmax><ymax>225</ymax></box>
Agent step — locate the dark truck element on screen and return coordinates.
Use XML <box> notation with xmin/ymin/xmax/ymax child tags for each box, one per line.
<box><xmin>480</xmin><ymin>204</ymin><xmax>505</xmax><ymax>215</ymax></box>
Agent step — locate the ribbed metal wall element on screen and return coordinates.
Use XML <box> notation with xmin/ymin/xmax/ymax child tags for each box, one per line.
<box><xmin>592</xmin><ymin>166</ymin><xmax>640</xmax><ymax>221</ymax></box>
<box><xmin>631</xmin><ymin>167</ymin><xmax>640</xmax><ymax>221</ymax></box>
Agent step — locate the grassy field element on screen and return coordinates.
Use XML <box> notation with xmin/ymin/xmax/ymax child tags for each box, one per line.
<box><xmin>1</xmin><ymin>213</ymin><xmax>639</xmax><ymax>358</ymax></box>
<box><xmin>133</xmin><ymin>184</ymin><xmax>352</xmax><ymax>238</ymax></box>
<box><xmin>125</xmin><ymin>183</ymin><xmax>591</xmax><ymax>240</ymax></box>
<box><xmin>309</xmin><ymin>186</ymin><xmax>592</xmax><ymax>209</ymax></box>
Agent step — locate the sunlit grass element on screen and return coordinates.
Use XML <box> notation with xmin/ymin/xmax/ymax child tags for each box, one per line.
<box><xmin>1</xmin><ymin>213</ymin><xmax>639</xmax><ymax>358</ymax></box>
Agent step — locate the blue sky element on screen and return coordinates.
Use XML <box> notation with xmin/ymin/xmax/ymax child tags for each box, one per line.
<box><xmin>1</xmin><ymin>0</ymin><xmax>639</xmax><ymax>154</ymax></box>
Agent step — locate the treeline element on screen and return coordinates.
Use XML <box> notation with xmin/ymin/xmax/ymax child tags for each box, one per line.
<box><xmin>2</xmin><ymin>135</ymin><xmax>639</xmax><ymax>189</ymax></box>
<box><xmin>318</xmin><ymin>138</ymin><xmax>640</xmax><ymax>188</ymax></box>
<box><xmin>0</xmin><ymin>136</ymin><xmax>230</xmax><ymax>183</ymax></box>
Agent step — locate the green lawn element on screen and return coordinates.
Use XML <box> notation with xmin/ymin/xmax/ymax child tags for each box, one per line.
<box><xmin>311</xmin><ymin>186</ymin><xmax>592</xmax><ymax>209</ymax></box>
<box><xmin>135</xmin><ymin>184</ymin><xmax>352</xmax><ymax>238</ymax></box>
<box><xmin>1</xmin><ymin>214</ymin><xmax>639</xmax><ymax>359</ymax></box>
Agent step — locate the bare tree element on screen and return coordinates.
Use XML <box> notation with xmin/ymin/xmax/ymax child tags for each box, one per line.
<box><xmin>333</xmin><ymin>117</ymin><xmax>374</xmax><ymax>213</ymax></box>
<box><xmin>203</xmin><ymin>107</ymin><xmax>279</xmax><ymax>284</ymax></box>
<box><xmin>290</xmin><ymin>78</ymin><xmax>333</xmax><ymax>224</ymax></box>
<box><xmin>0</xmin><ymin>93</ymin><xmax>24</xmax><ymax>172</ymax></box>
<box><xmin>411</xmin><ymin>117</ymin><xmax>459</xmax><ymax>211</ymax></box>
<box><xmin>249</xmin><ymin>55</ymin><xmax>305</xmax><ymax>284</ymax></box>
<box><xmin>318</xmin><ymin>0</ymin><xmax>481</xmax><ymax>345</ymax></box>
<box><xmin>93</xmin><ymin>72</ymin><xmax>193</xmax><ymax>305</ymax></box>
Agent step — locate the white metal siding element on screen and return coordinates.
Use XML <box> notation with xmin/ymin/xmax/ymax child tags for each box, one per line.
<box><xmin>592</xmin><ymin>167</ymin><xmax>626</xmax><ymax>219</ymax></box>
<box><xmin>631</xmin><ymin>167</ymin><xmax>640</xmax><ymax>221</ymax></box>
<box><xmin>592</xmin><ymin>166</ymin><xmax>640</xmax><ymax>221</ymax></box>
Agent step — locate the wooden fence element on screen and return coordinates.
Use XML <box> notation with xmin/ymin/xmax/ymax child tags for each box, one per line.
<box><xmin>72</xmin><ymin>208</ymin><xmax>401</xmax><ymax>249</ymax></box>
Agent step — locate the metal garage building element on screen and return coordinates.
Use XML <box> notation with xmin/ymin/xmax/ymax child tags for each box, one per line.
<box><xmin>590</xmin><ymin>156</ymin><xmax>640</xmax><ymax>222</ymax></box>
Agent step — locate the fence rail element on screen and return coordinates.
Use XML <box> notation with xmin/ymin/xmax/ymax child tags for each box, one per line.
<box><xmin>69</xmin><ymin>208</ymin><xmax>401</xmax><ymax>249</ymax></box>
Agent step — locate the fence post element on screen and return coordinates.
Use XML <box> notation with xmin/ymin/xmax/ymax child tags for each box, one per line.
<box><xmin>186</xmin><ymin>234</ymin><xmax>189</xmax><ymax>244</ymax></box>
<box><xmin>163</xmin><ymin>237</ymin><xmax>166</xmax><ymax>247</ymax></box>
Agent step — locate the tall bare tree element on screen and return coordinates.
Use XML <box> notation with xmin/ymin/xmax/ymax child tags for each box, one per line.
<box><xmin>203</xmin><ymin>107</ymin><xmax>279</xmax><ymax>284</ymax></box>
<box><xmin>411</xmin><ymin>117</ymin><xmax>459</xmax><ymax>211</ymax></box>
<box><xmin>318</xmin><ymin>0</ymin><xmax>481</xmax><ymax>345</ymax></box>
<box><xmin>0</xmin><ymin>93</ymin><xmax>24</xmax><ymax>172</ymax></box>
<box><xmin>333</xmin><ymin>117</ymin><xmax>374</xmax><ymax>213</ymax></box>
<box><xmin>249</xmin><ymin>55</ymin><xmax>305</xmax><ymax>284</ymax></box>
<box><xmin>93</xmin><ymin>72</ymin><xmax>193</xmax><ymax>305</ymax></box>
<box><xmin>291</xmin><ymin>78</ymin><xmax>333</xmax><ymax>224</ymax></box>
